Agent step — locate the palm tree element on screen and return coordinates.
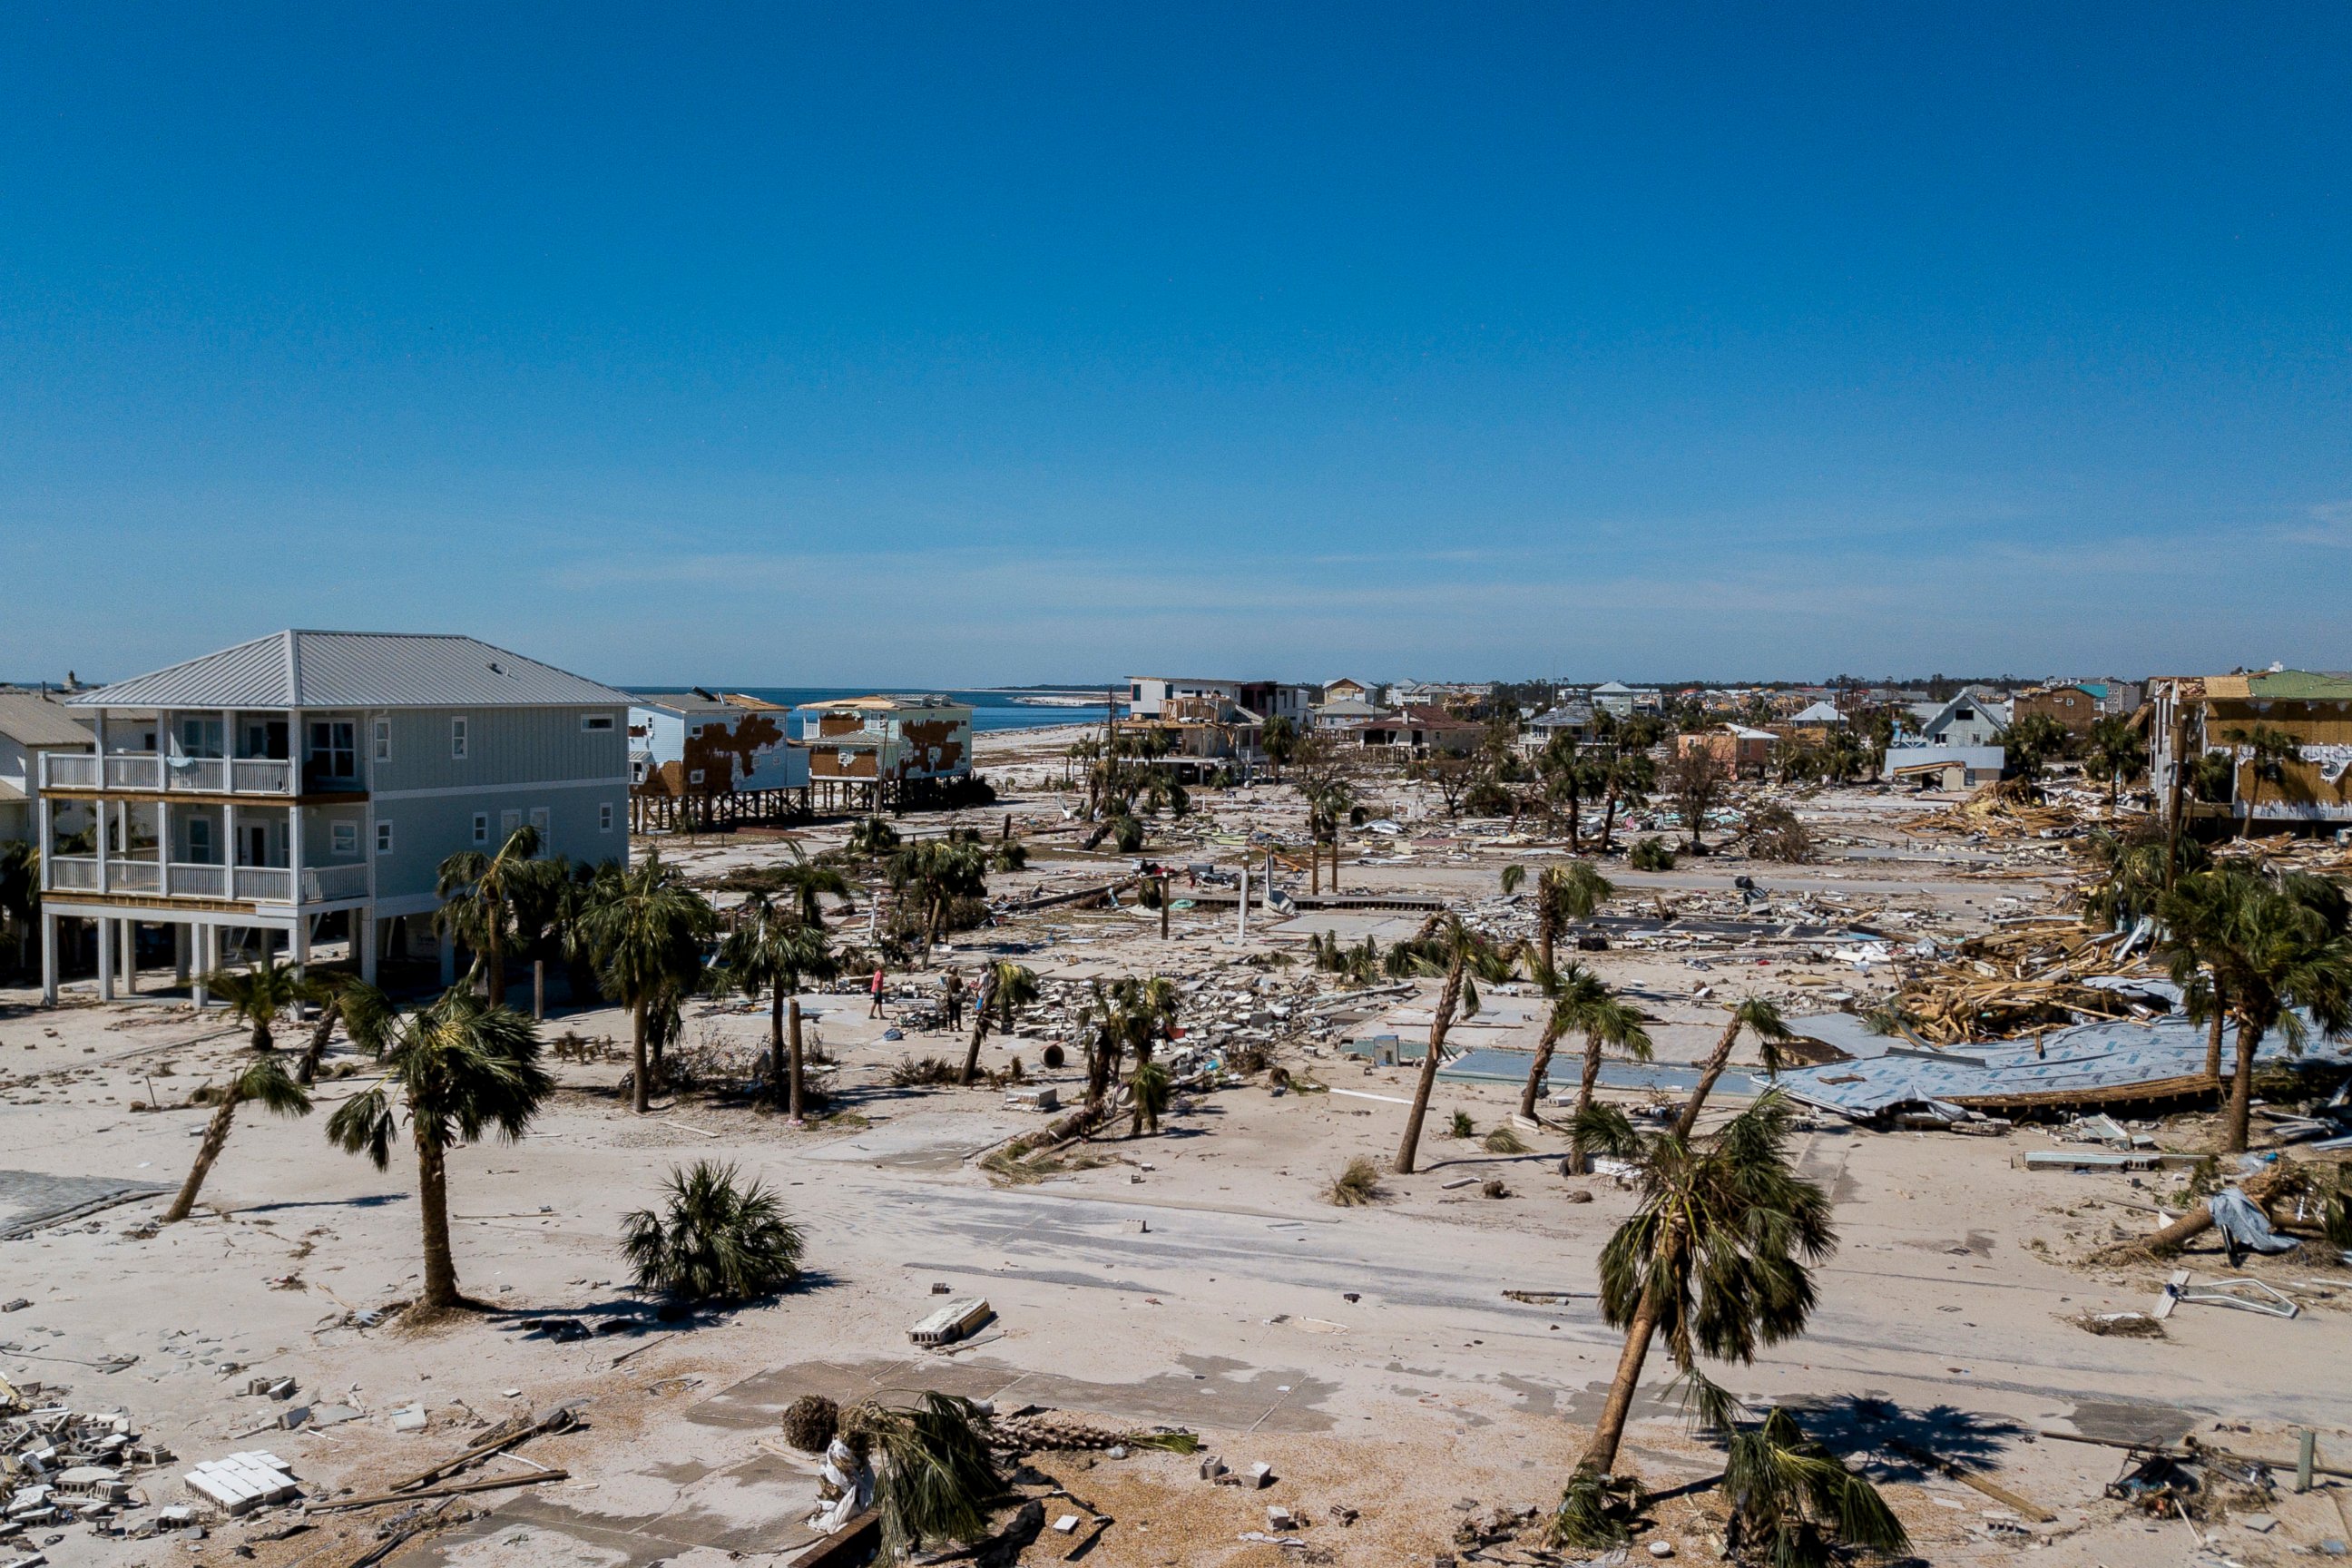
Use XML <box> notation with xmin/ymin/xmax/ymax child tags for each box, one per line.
<box><xmin>846</xmin><ymin>815</ymin><xmax>901</xmax><ymax>858</ymax></box>
<box><xmin>2157</xmin><ymin>866</ymin><xmax>2352</xmax><ymax>1151</ymax></box>
<box><xmin>1391</xmin><ymin>918</ymin><xmax>1514</xmax><ymax>1174</ymax></box>
<box><xmin>718</xmin><ymin>894</ymin><xmax>844</xmax><ymax>1120</ymax></box>
<box><xmin>1128</xmin><ymin>1060</ymin><xmax>1172</xmax><ymax>1134</ymax></box>
<box><xmin>773</xmin><ymin>856</ymin><xmax>855</xmax><ymax>928</ymax></box>
<box><xmin>1719</xmin><ymin>1402</ymin><xmax>1910</xmax><ymax>1567</ymax></box>
<box><xmin>201</xmin><ymin>953</ymin><xmax>325</xmax><ymax>1053</ymax></box>
<box><xmin>1260</xmin><ymin>714</ymin><xmax>1299</xmax><ymax>780</ymax></box>
<box><xmin>1516</xmin><ymin>961</ymin><xmax>1605</xmax><ymax>1122</ymax></box>
<box><xmin>2084</xmin><ymin>713</ymin><xmax>2146</xmax><ymax>811</ymax></box>
<box><xmin>293</xmin><ymin>973</ymin><xmax>390</xmax><ymax>1086</ymax></box>
<box><xmin>327</xmin><ymin>987</ymin><xmax>553</xmax><ymax>1312</ymax></box>
<box><xmin>162</xmin><ymin>1054</ymin><xmax>311</xmax><ymax>1222</ymax></box>
<box><xmin>1676</xmin><ymin>998</ymin><xmax>1791</xmax><ymax>1139</ymax></box>
<box><xmin>1562</xmin><ymin>980</ymin><xmax>1652</xmax><ymax>1173</ymax></box>
<box><xmin>959</xmin><ymin>959</ymin><xmax>1041</xmax><ymax>1085</ymax></box>
<box><xmin>2225</xmin><ymin>723</ymin><xmax>2302</xmax><ymax>836</ymax></box>
<box><xmin>622</xmin><ymin>1160</ymin><xmax>806</xmax><ymax>1303</ymax></box>
<box><xmin>1501</xmin><ymin>861</ymin><xmax>1614</xmax><ymax>974</ymax></box>
<box><xmin>887</xmin><ymin>839</ymin><xmax>988</xmax><ymax>966</ymax></box>
<box><xmin>579</xmin><ymin>850</ymin><xmax>717</xmax><ymax>1113</ymax></box>
<box><xmin>1568</xmin><ymin>1090</ymin><xmax>1837</xmax><ymax>1481</ymax></box>
<box><xmin>434</xmin><ymin>823</ymin><xmax>543</xmax><ymax>1006</ymax></box>
<box><xmin>1073</xmin><ymin>975</ymin><xmax>1174</xmax><ymax>1110</ymax></box>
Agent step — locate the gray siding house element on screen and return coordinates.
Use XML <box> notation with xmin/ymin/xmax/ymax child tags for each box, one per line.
<box><xmin>37</xmin><ymin>631</ymin><xmax>631</xmax><ymax>1003</ymax></box>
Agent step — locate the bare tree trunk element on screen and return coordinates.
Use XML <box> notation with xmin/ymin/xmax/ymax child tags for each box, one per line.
<box><xmin>1674</xmin><ymin>1016</ymin><xmax>1743</xmax><ymax>1140</ymax></box>
<box><xmin>2225</xmin><ymin>1018</ymin><xmax>2260</xmax><ymax>1153</ymax></box>
<box><xmin>163</xmin><ymin>1091</ymin><xmax>240</xmax><ymax>1222</ymax></box>
<box><xmin>296</xmin><ymin>997</ymin><xmax>341</xmax><ymax>1087</ymax></box>
<box><xmin>1600</xmin><ymin>785</ymin><xmax>1621</xmax><ymax>851</ymax></box>
<box><xmin>484</xmin><ymin>929</ymin><xmax>505</xmax><ymax>1008</ymax></box>
<box><xmin>1540</xmin><ymin>916</ymin><xmax>1556</xmax><ymax>979</ymax></box>
<box><xmin>2203</xmin><ymin>988</ymin><xmax>2226</xmax><ymax>1090</ymax></box>
<box><xmin>416</xmin><ymin>1132</ymin><xmax>460</xmax><ymax>1310</ymax></box>
<box><xmin>1393</xmin><ymin>953</ymin><xmax>1465</xmax><ymax>1174</ymax></box>
<box><xmin>769</xmin><ymin>985</ymin><xmax>787</xmax><ymax>1106</ymax></box>
<box><xmin>787</xmin><ymin>995</ymin><xmax>805</xmax><ymax>1122</ymax></box>
<box><xmin>1568</xmin><ymin>1033</ymin><xmax>1603</xmax><ymax>1171</ymax></box>
<box><xmin>1309</xmin><ymin>832</ymin><xmax>1320</xmax><ymax>896</ymax></box>
<box><xmin>1518</xmin><ymin>1017</ymin><xmax>1563</xmax><ymax>1122</ymax></box>
<box><xmin>1580</xmin><ymin>1285</ymin><xmax>1662</xmax><ymax>1476</ymax></box>
<box><xmin>631</xmin><ymin>996</ymin><xmax>652</xmax><ymax>1114</ymax></box>
<box><xmin>960</xmin><ymin>1011</ymin><xmax>991</xmax><ymax>1086</ymax></box>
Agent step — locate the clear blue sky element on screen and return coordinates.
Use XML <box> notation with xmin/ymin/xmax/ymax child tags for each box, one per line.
<box><xmin>5</xmin><ymin>4</ymin><xmax>2348</xmax><ymax>687</ymax></box>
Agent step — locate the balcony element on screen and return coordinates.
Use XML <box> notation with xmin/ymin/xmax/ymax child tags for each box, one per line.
<box><xmin>42</xmin><ymin>751</ymin><xmax>307</xmax><ymax>798</ymax></box>
<box><xmin>41</xmin><ymin>857</ymin><xmax>369</xmax><ymax>907</ymax></box>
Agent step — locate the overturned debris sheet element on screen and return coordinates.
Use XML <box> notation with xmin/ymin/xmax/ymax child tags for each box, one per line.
<box><xmin>1775</xmin><ymin>1014</ymin><xmax>2352</xmax><ymax>1119</ymax></box>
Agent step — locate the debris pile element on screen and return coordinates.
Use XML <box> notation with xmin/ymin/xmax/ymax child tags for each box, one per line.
<box><xmin>1</xmin><ymin>1378</ymin><xmax>176</xmax><ymax>1543</ymax></box>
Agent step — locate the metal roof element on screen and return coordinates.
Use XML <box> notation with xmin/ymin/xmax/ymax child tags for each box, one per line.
<box><xmin>0</xmin><ymin>691</ymin><xmax>97</xmax><ymax>748</ymax></box>
<box><xmin>631</xmin><ymin>692</ymin><xmax>740</xmax><ymax>717</ymax></box>
<box><xmin>69</xmin><ymin>632</ymin><xmax>631</xmax><ymax>711</ymax></box>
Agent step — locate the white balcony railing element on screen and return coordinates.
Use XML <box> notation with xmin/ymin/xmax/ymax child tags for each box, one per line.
<box><xmin>233</xmin><ymin>867</ymin><xmax>295</xmax><ymax>902</ymax></box>
<box><xmin>40</xmin><ymin>751</ymin><xmax>299</xmax><ymax>797</ymax></box>
<box><xmin>301</xmin><ymin>863</ymin><xmax>369</xmax><ymax>902</ymax></box>
<box><xmin>169</xmin><ymin>863</ymin><xmax>229</xmax><ymax>897</ymax></box>
<box><xmin>48</xmin><ymin>856</ymin><xmax>99</xmax><ymax>890</ymax></box>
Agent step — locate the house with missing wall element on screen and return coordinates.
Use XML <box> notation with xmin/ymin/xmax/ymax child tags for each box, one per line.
<box><xmin>2151</xmin><ymin>668</ymin><xmax>2352</xmax><ymax>831</ymax></box>
<box><xmin>794</xmin><ymin>694</ymin><xmax>975</xmax><ymax>813</ymax></box>
<box><xmin>628</xmin><ymin>690</ymin><xmax>809</xmax><ymax>829</ymax></box>
<box><xmin>35</xmin><ymin>631</ymin><xmax>632</xmax><ymax>1004</ymax></box>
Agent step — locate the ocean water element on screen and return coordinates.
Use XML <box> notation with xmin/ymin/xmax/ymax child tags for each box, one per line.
<box><xmin>641</xmin><ymin>687</ymin><xmax>1122</xmax><ymax>738</ymax></box>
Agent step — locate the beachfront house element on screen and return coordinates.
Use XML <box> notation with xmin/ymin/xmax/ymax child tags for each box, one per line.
<box><xmin>628</xmin><ymin>691</ymin><xmax>809</xmax><ymax>828</ymax></box>
<box><xmin>35</xmin><ymin>631</ymin><xmax>632</xmax><ymax>1004</ymax></box>
<box><xmin>795</xmin><ymin>694</ymin><xmax>974</xmax><ymax>813</ymax></box>
<box><xmin>0</xmin><ymin>691</ymin><xmax>95</xmax><ymax>848</ymax></box>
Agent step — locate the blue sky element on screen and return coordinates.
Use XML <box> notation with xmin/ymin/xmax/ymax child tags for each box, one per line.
<box><xmin>4</xmin><ymin>4</ymin><xmax>2348</xmax><ymax>687</ymax></box>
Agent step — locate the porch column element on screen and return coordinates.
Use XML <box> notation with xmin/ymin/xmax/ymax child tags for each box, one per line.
<box><xmin>290</xmin><ymin>915</ymin><xmax>309</xmax><ymax>977</ymax></box>
<box><xmin>157</xmin><ymin>801</ymin><xmax>171</xmax><ymax>898</ymax></box>
<box><xmin>223</xmin><ymin>799</ymin><xmax>239</xmax><ymax>901</ymax></box>
<box><xmin>358</xmin><ymin>910</ymin><xmax>378</xmax><ymax>985</ymax></box>
<box><xmin>121</xmin><ymin>919</ymin><xmax>137</xmax><ymax>995</ymax></box>
<box><xmin>289</xmin><ymin>800</ymin><xmax>306</xmax><ymax>912</ymax></box>
<box><xmin>40</xmin><ymin>910</ymin><xmax>58</xmax><ymax>1005</ymax></box>
<box><xmin>173</xmin><ymin>923</ymin><xmax>190</xmax><ymax>984</ymax></box>
<box><xmin>95</xmin><ymin>914</ymin><xmax>114</xmax><ymax>1001</ymax></box>
<box><xmin>192</xmin><ymin>924</ymin><xmax>213</xmax><ymax>1007</ymax></box>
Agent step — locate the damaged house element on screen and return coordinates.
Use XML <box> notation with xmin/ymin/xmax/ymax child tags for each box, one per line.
<box><xmin>2151</xmin><ymin>668</ymin><xmax>2352</xmax><ymax>831</ymax></box>
<box><xmin>627</xmin><ymin>691</ymin><xmax>809</xmax><ymax>831</ymax></box>
<box><xmin>794</xmin><ymin>694</ymin><xmax>975</xmax><ymax>813</ymax></box>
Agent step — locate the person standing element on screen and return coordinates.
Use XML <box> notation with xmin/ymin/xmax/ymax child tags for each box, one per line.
<box><xmin>867</xmin><ymin>963</ymin><xmax>887</xmax><ymax>1019</ymax></box>
<box><xmin>941</xmin><ymin>967</ymin><xmax>965</xmax><ymax>1032</ymax></box>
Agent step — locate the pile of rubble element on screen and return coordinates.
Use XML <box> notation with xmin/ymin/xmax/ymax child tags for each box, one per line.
<box><xmin>2</xmin><ymin>1376</ymin><xmax>176</xmax><ymax>1545</ymax></box>
<box><xmin>1891</xmin><ymin>920</ymin><xmax>2164</xmax><ymax>1044</ymax></box>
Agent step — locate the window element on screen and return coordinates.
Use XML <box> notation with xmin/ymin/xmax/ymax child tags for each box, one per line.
<box><xmin>599</xmin><ymin>802</ymin><xmax>614</xmax><ymax>832</ymax></box>
<box><xmin>187</xmin><ymin>817</ymin><xmax>215</xmax><ymax>864</ymax></box>
<box><xmin>529</xmin><ymin>806</ymin><xmax>550</xmax><ymax>853</ymax></box>
<box><xmin>688</xmin><ymin>768</ymin><xmax>705</xmax><ymax>786</ymax></box>
<box><xmin>473</xmin><ymin>812</ymin><xmax>489</xmax><ymax>846</ymax></box>
<box><xmin>330</xmin><ymin>820</ymin><xmax>358</xmax><ymax>856</ymax></box>
<box><xmin>308</xmin><ymin>720</ymin><xmax>357</xmax><ymax>779</ymax></box>
<box><xmin>178</xmin><ymin>717</ymin><xmax>224</xmax><ymax>759</ymax></box>
<box><xmin>582</xmin><ymin>712</ymin><xmax>615</xmax><ymax>732</ymax></box>
<box><xmin>451</xmin><ymin>717</ymin><xmax>468</xmax><ymax>760</ymax></box>
<box><xmin>374</xmin><ymin>718</ymin><xmax>391</xmax><ymax>761</ymax></box>
<box><xmin>375</xmin><ymin>820</ymin><xmax>394</xmax><ymax>855</ymax></box>
<box><xmin>502</xmin><ymin>808</ymin><xmax>521</xmax><ymax>839</ymax></box>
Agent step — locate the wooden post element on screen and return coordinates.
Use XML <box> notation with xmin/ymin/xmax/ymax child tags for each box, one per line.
<box><xmin>534</xmin><ymin>960</ymin><xmax>545</xmax><ymax>1022</ymax></box>
<box><xmin>1160</xmin><ymin>873</ymin><xmax>1171</xmax><ymax>939</ymax></box>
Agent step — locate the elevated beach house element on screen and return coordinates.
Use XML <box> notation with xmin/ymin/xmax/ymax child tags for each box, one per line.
<box><xmin>36</xmin><ymin>631</ymin><xmax>632</xmax><ymax>1003</ymax></box>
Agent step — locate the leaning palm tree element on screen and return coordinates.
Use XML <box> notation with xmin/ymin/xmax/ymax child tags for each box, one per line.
<box><xmin>1717</xmin><ymin>1400</ymin><xmax>1911</xmax><ymax>1567</ymax></box>
<box><xmin>959</xmin><ymin>960</ymin><xmax>1041</xmax><ymax>1085</ymax></box>
<box><xmin>162</xmin><ymin>1054</ymin><xmax>310</xmax><ymax>1223</ymax></box>
<box><xmin>1567</xmin><ymin>1090</ymin><xmax>1838</xmax><ymax>1485</ymax></box>
<box><xmin>327</xmin><ymin>986</ymin><xmax>553</xmax><ymax>1313</ymax></box>
<box><xmin>1128</xmin><ymin>1060</ymin><xmax>1173</xmax><ymax>1135</ymax></box>
<box><xmin>1561</xmin><ymin>982</ymin><xmax>1654</xmax><ymax>1172</ymax></box>
<box><xmin>1675</xmin><ymin>998</ymin><xmax>1792</xmax><ymax>1139</ymax></box>
<box><xmin>200</xmin><ymin>953</ymin><xmax>325</xmax><ymax>1053</ymax></box>
<box><xmin>718</xmin><ymin>895</ymin><xmax>844</xmax><ymax>1120</ymax></box>
<box><xmin>294</xmin><ymin>974</ymin><xmax>392</xmax><ymax>1086</ymax></box>
<box><xmin>1391</xmin><ymin>917</ymin><xmax>1515</xmax><ymax>1174</ymax></box>
<box><xmin>1501</xmin><ymin>861</ymin><xmax>1615</xmax><ymax>974</ymax></box>
<box><xmin>434</xmin><ymin>823</ymin><xmax>542</xmax><ymax>1006</ymax></box>
<box><xmin>848</xmin><ymin>1392</ymin><xmax>1008</xmax><ymax>1560</ymax></box>
<box><xmin>1516</xmin><ymin>961</ymin><xmax>1607</xmax><ymax>1122</ymax></box>
<box><xmin>2157</xmin><ymin>865</ymin><xmax>2352</xmax><ymax>1151</ymax></box>
<box><xmin>579</xmin><ymin>850</ymin><xmax>717</xmax><ymax>1113</ymax></box>
<box><xmin>621</xmin><ymin>1160</ymin><xmax>806</xmax><ymax>1303</ymax></box>
<box><xmin>887</xmin><ymin>839</ymin><xmax>989</xmax><ymax>966</ymax></box>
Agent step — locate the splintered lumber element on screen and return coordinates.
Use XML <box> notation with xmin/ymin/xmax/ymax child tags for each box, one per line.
<box><xmin>306</xmin><ymin>1468</ymin><xmax>570</xmax><ymax>1512</ymax></box>
<box><xmin>1885</xmin><ymin>1437</ymin><xmax>2056</xmax><ymax>1523</ymax></box>
<box><xmin>383</xmin><ymin>1405</ymin><xmax>578</xmax><ymax>1494</ymax></box>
